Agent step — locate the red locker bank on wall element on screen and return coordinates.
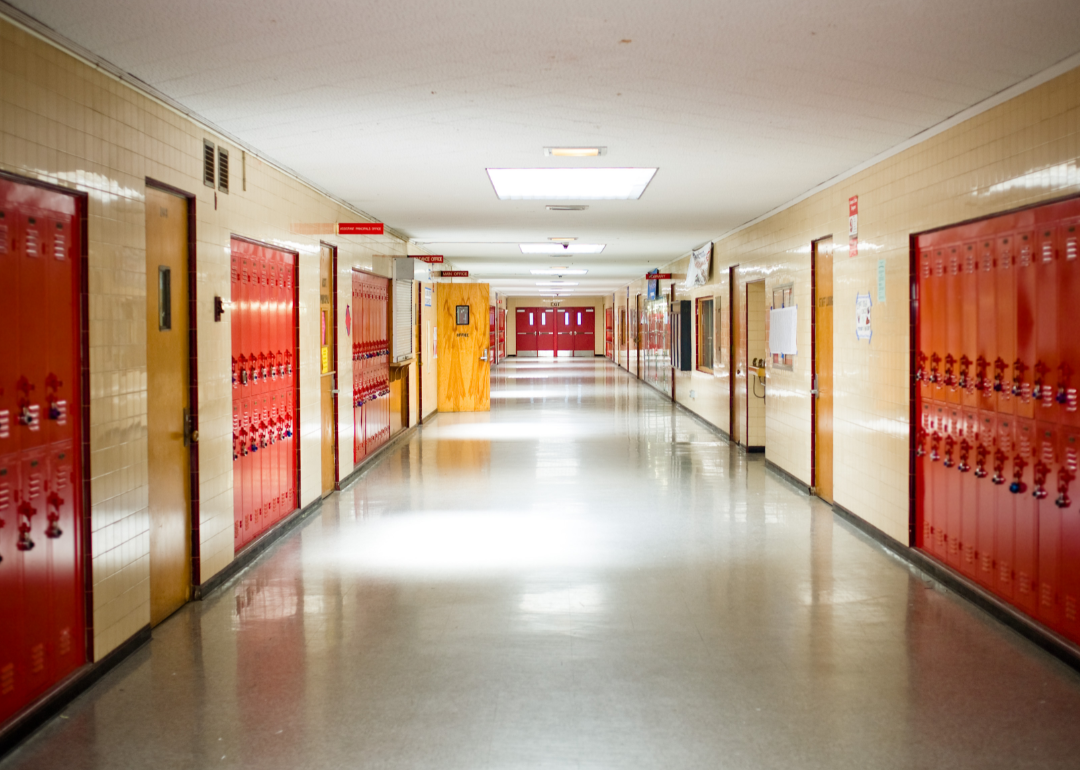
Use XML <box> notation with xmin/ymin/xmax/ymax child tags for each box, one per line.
<box><xmin>915</xmin><ymin>195</ymin><xmax>1080</xmax><ymax>646</ymax></box>
<box><xmin>0</xmin><ymin>177</ymin><xmax>87</xmax><ymax>726</ymax></box>
<box><xmin>352</xmin><ymin>271</ymin><xmax>390</xmax><ymax>464</ymax></box>
<box><xmin>231</xmin><ymin>237</ymin><xmax>299</xmax><ymax>552</ymax></box>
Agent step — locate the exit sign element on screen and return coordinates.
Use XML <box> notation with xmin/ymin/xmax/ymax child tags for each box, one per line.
<box><xmin>338</xmin><ymin>222</ymin><xmax>384</xmax><ymax>235</ymax></box>
<box><xmin>438</xmin><ymin>270</ymin><xmax>469</xmax><ymax>278</ymax></box>
<box><xmin>411</xmin><ymin>255</ymin><xmax>444</xmax><ymax>263</ymax></box>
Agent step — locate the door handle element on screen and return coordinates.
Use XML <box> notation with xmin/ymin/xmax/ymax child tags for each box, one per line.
<box><xmin>183</xmin><ymin>408</ymin><xmax>199</xmax><ymax>446</ymax></box>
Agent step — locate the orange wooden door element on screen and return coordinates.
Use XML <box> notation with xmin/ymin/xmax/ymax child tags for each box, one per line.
<box><xmin>145</xmin><ymin>186</ymin><xmax>192</xmax><ymax>626</ymax></box>
<box><xmin>437</xmin><ymin>283</ymin><xmax>490</xmax><ymax>411</ymax></box>
<box><xmin>814</xmin><ymin>237</ymin><xmax>834</xmax><ymax>503</ymax></box>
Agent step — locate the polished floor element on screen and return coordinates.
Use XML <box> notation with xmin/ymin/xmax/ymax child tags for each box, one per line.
<box><xmin>5</xmin><ymin>358</ymin><xmax>1080</xmax><ymax>770</ymax></box>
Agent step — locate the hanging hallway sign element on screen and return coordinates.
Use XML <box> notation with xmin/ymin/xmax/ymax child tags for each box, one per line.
<box><xmin>338</xmin><ymin>222</ymin><xmax>384</xmax><ymax>235</ymax></box>
<box><xmin>437</xmin><ymin>270</ymin><xmax>469</xmax><ymax>278</ymax></box>
<box><xmin>648</xmin><ymin>273</ymin><xmax>673</xmax><ymax>280</ymax></box>
<box><xmin>410</xmin><ymin>254</ymin><xmax>444</xmax><ymax>263</ymax></box>
<box><xmin>848</xmin><ymin>196</ymin><xmax>859</xmax><ymax>257</ymax></box>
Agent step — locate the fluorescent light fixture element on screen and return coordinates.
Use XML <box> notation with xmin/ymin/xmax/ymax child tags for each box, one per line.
<box><xmin>520</xmin><ymin>243</ymin><xmax>605</xmax><ymax>254</ymax></box>
<box><xmin>547</xmin><ymin>205</ymin><xmax>588</xmax><ymax>211</ymax></box>
<box><xmin>536</xmin><ymin>281</ymin><xmax>579</xmax><ymax>286</ymax></box>
<box><xmin>488</xmin><ymin>168</ymin><xmax>657</xmax><ymax>200</ymax></box>
<box><xmin>548</xmin><ymin>236</ymin><xmax>577</xmax><ymax>243</ymax></box>
<box><xmin>530</xmin><ymin>269</ymin><xmax>588</xmax><ymax>275</ymax></box>
<box><xmin>544</xmin><ymin>147</ymin><xmax>606</xmax><ymax>157</ymax></box>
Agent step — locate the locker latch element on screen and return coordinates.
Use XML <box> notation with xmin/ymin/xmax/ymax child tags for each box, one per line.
<box><xmin>16</xmin><ymin>376</ymin><xmax>38</xmax><ymax>429</ymax></box>
<box><xmin>929</xmin><ymin>353</ymin><xmax>941</xmax><ymax>384</ymax></box>
<box><xmin>993</xmin><ymin>357</ymin><xmax>1008</xmax><ymax>394</ymax></box>
<box><xmin>991</xmin><ymin>449</ymin><xmax>1007</xmax><ymax>485</ymax></box>
<box><xmin>1033</xmin><ymin>361</ymin><xmax>1050</xmax><ymax>404</ymax></box>
<box><xmin>1009</xmin><ymin>455</ymin><xmax>1028</xmax><ymax>494</ymax></box>
<box><xmin>45</xmin><ymin>491</ymin><xmax>63</xmax><ymax>538</ymax></box>
<box><xmin>975</xmin><ymin>355</ymin><xmax>988</xmax><ymax>393</ymax></box>
<box><xmin>957</xmin><ymin>439</ymin><xmax>971</xmax><ymax>473</ymax></box>
<box><xmin>45</xmin><ymin>373</ymin><xmax>65</xmax><ymax>421</ymax></box>
<box><xmin>930</xmin><ymin>433</ymin><xmax>941</xmax><ymax>462</ymax></box>
<box><xmin>944</xmin><ymin>354</ymin><xmax>957</xmax><ymax>390</ymax></box>
<box><xmin>1032</xmin><ymin>462</ymin><xmax>1050</xmax><ymax>500</ymax></box>
<box><xmin>239</xmin><ymin>355</ymin><xmax>249</xmax><ymax>386</ymax></box>
<box><xmin>232</xmin><ymin>357</ymin><xmax>239</xmax><ymax>387</ymax></box>
<box><xmin>943</xmin><ymin>436</ymin><xmax>956</xmax><ymax>468</ymax></box>
<box><xmin>1057</xmin><ymin>363</ymin><xmax>1075</xmax><ymax>409</ymax></box>
<box><xmin>1012</xmin><ymin>359</ymin><xmax>1029</xmax><ymax>400</ymax></box>
<box><xmin>1056</xmin><ymin>468</ymin><xmax>1074</xmax><ymax>509</ymax></box>
<box><xmin>16</xmin><ymin>501</ymin><xmax>35</xmax><ymax>551</ymax></box>
<box><xmin>958</xmin><ymin>356</ymin><xmax>972</xmax><ymax>392</ymax></box>
<box><xmin>974</xmin><ymin>445</ymin><xmax>988</xmax><ymax>478</ymax></box>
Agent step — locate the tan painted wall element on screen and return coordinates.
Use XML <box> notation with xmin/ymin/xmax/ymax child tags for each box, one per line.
<box><xmin>617</xmin><ymin>65</ymin><xmax>1080</xmax><ymax>544</ymax></box>
<box><xmin>418</xmin><ymin>282</ymin><xmax>438</xmax><ymax>420</ymax></box>
<box><xmin>0</xmin><ymin>16</ymin><xmax>417</xmax><ymax>656</ymax></box>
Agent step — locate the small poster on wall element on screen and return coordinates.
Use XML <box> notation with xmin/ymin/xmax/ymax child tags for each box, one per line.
<box><xmin>683</xmin><ymin>243</ymin><xmax>712</xmax><ymax>289</ymax></box>
<box><xmin>856</xmin><ymin>292</ymin><xmax>872</xmax><ymax>341</ymax></box>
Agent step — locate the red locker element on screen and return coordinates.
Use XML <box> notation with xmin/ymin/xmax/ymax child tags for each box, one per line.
<box><xmin>958</xmin><ymin>409</ymin><xmax>979</xmax><ymax>577</ymax></box>
<box><xmin>1011</xmin><ymin>418</ymin><xmax>1039</xmax><ymax>614</ymax></box>
<box><xmin>1061</xmin><ymin>427</ymin><xmax>1080</xmax><ymax>641</ymax></box>
<box><xmin>974</xmin><ymin>411</ymin><xmax>997</xmax><ymax>588</ymax></box>
<box><xmin>994</xmin><ymin>415</ymin><xmax>1017</xmax><ymax>602</ymax></box>
<box><xmin>943</xmin><ymin>245</ymin><xmax>961</xmax><ymax>406</ymax></box>
<box><xmin>994</xmin><ymin>234</ymin><xmax>1017</xmax><ymax>415</ymax></box>
<box><xmin>975</xmin><ymin>238</ymin><xmax>996</xmax><ymax>411</ymax></box>
<box><xmin>1058</xmin><ymin>217</ymin><xmax>1080</xmax><ymax>426</ymax></box>
<box><xmin>1035</xmin><ymin>422</ymin><xmax>1062</xmax><ymax>630</ymax></box>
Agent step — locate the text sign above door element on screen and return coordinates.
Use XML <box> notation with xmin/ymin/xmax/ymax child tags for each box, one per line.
<box><xmin>438</xmin><ymin>270</ymin><xmax>469</xmax><ymax>278</ymax></box>
<box><xmin>648</xmin><ymin>273</ymin><xmax>673</xmax><ymax>280</ymax></box>
<box><xmin>410</xmin><ymin>255</ymin><xmax>444</xmax><ymax>263</ymax></box>
<box><xmin>338</xmin><ymin>222</ymin><xmax>384</xmax><ymax>235</ymax></box>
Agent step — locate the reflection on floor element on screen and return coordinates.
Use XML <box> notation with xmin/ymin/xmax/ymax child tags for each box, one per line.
<box><xmin>4</xmin><ymin>358</ymin><xmax>1080</xmax><ymax>770</ymax></box>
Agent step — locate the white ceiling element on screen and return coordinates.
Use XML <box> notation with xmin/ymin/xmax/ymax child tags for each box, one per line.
<box><xmin>12</xmin><ymin>0</ymin><xmax>1080</xmax><ymax>295</ymax></box>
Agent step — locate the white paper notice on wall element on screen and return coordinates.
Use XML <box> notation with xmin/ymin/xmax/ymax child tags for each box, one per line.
<box><xmin>768</xmin><ymin>306</ymin><xmax>798</xmax><ymax>355</ymax></box>
<box><xmin>856</xmin><ymin>293</ymin><xmax>872</xmax><ymax>341</ymax></box>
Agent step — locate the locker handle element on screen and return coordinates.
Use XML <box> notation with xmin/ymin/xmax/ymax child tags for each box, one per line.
<box><xmin>46</xmin><ymin>491</ymin><xmax>63</xmax><ymax>538</ymax></box>
<box><xmin>1009</xmin><ymin>456</ymin><xmax>1028</xmax><ymax>494</ymax></box>
<box><xmin>1056</xmin><ymin>468</ymin><xmax>1074</xmax><ymax>508</ymax></box>
<box><xmin>16</xmin><ymin>501</ymin><xmax>35</xmax><ymax>551</ymax></box>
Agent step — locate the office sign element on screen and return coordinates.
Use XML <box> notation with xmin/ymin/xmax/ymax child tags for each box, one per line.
<box><xmin>338</xmin><ymin>222</ymin><xmax>384</xmax><ymax>235</ymax></box>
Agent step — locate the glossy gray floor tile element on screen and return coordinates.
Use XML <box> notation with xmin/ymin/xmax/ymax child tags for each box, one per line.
<box><xmin>4</xmin><ymin>359</ymin><xmax>1080</xmax><ymax>769</ymax></box>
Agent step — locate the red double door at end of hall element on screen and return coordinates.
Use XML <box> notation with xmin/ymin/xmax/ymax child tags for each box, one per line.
<box><xmin>516</xmin><ymin>307</ymin><xmax>595</xmax><ymax>357</ymax></box>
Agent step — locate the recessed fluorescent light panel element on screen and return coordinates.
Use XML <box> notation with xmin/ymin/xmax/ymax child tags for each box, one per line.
<box><xmin>536</xmin><ymin>282</ymin><xmax>579</xmax><ymax>286</ymax></box>
<box><xmin>547</xmin><ymin>205</ymin><xmax>588</xmax><ymax>211</ymax></box>
<box><xmin>530</xmin><ymin>269</ymin><xmax>588</xmax><ymax>275</ymax></box>
<box><xmin>544</xmin><ymin>147</ymin><xmax>606</xmax><ymax>157</ymax></box>
<box><xmin>520</xmin><ymin>243</ymin><xmax>605</xmax><ymax>254</ymax></box>
<box><xmin>488</xmin><ymin>168</ymin><xmax>658</xmax><ymax>200</ymax></box>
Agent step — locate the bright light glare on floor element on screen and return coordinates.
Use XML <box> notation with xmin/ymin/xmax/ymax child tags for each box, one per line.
<box><xmin>335</xmin><ymin>513</ymin><xmax>613</xmax><ymax>576</ymax></box>
<box><xmin>487</xmin><ymin>168</ymin><xmax>658</xmax><ymax>200</ymax></box>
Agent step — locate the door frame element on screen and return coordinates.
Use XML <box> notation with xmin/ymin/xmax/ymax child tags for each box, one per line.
<box><xmin>728</xmin><ymin>265</ymin><xmax>738</xmax><ymax>438</ymax></box>
<box><xmin>146</xmin><ymin>178</ymin><xmax>200</xmax><ymax>589</ymax></box>
<box><xmin>811</xmin><ymin>236</ymin><xmax>826</xmax><ymax>494</ymax></box>
<box><xmin>320</xmin><ymin>241</ymin><xmax>340</xmax><ymax>490</ymax></box>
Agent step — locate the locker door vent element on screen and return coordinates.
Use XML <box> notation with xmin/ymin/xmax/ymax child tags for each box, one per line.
<box><xmin>203</xmin><ymin>140</ymin><xmax>216</xmax><ymax>188</ymax></box>
<box><xmin>218</xmin><ymin>148</ymin><xmax>229</xmax><ymax>194</ymax></box>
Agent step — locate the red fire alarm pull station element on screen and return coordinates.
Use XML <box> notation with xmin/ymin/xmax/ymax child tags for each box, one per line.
<box><xmin>337</xmin><ymin>222</ymin><xmax>384</xmax><ymax>235</ymax></box>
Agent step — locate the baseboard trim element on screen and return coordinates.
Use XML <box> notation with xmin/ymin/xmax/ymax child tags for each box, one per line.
<box><xmin>671</xmin><ymin>398</ymin><xmax>732</xmax><ymax>442</ymax></box>
<box><xmin>746</xmin><ymin>445</ymin><xmax>765</xmax><ymax>453</ymax></box>
<box><xmin>831</xmin><ymin>502</ymin><xmax>1080</xmax><ymax>675</ymax></box>
<box><xmin>764</xmin><ymin>459</ymin><xmax>811</xmax><ymax>493</ymax></box>
<box><xmin>0</xmin><ymin>624</ymin><xmax>151</xmax><ymax>759</ymax></box>
<box><xmin>337</xmin><ymin>418</ymin><xmax>426</xmax><ymax>492</ymax></box>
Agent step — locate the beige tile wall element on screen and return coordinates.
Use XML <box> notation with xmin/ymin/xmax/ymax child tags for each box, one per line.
<box><xmin>616</xmin><ymin>65</ymin><xmax>1080</xmax><ymax>543</ymax></box>
<box><xmin>0</xmin><ymin>16</ymin><xmax>410</xmax><ymax>657</ymax></box>
<box><xmin>746</xmin><ymin>281</ymin><xmax>767</xmax><ymax>447</ymax></box>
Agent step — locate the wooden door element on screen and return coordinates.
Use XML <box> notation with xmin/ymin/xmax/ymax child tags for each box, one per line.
<box><xmin>437</xmin><ymin>283</ymin><xmax>490</xmax><ymax>411</ymax></box>
<box><xmin>319</xmin><ymin>244</ymin><xmax>336</xmax><ymax>497</ymax></box>
<box><xmin>145</xmin><ymin>186</ymin><xmax>191</xmax><ymax>626</ymax></box>
<box><xmin>814</xmin><ymin>237</ymin><xmax>834</xmax><ymax>502</ymax></box>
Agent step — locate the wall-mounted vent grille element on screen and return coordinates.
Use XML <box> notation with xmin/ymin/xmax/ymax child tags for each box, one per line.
<box><xmin>217</xmin><ymin>148</ymin><xmax>229</xmax><ymax>194</ymax></box>
<box><xmin>203</xmin><ymin>140</ymin><xmax>215</xmax><ymax>188</ymax></box>
<box><xmin>392</xmin><ymin>279</ymin><xmax>414</xmax><ymax>362</ymax></box>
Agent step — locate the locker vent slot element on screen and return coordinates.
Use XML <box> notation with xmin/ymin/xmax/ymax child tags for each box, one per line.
<box><xmin>218</xmin><ymin>148</ymin><xmax>229</xmax><ymax>193</ymax></box>
<box><xmin>30</xmin><ymin>644</ymin><xmax>44</xmax><ymax>674</ymax></box>
<box><xmin>27</xmin><ymin>470</ymin><xmax>42</xmax><ymax>499</ymax></box>
<box><xmin>0</xmin><ymin>480</ymin><xmax>9</xmax><ymax>510</ymax></box>
<box><xmin>392</xmin><ymin>279</ymin><xmax>414</xmax><ymax>361</ymax></box>
<box><xmin>0</xmin><ymin>664</ymin><xmax>13</xmax><ymax>695</ymax></box>
<box><xmin>26</xmin><ymin>225</ymin><xmax>39</xmax><ymax>257</ymax></box>
<box><xmin>54</xmin><ymin>230</ymin><xmax>66</xmax><ymax>260</ymax></box>
<box><xmin>0</xmin><ymin>409</ymin><xmax>8</xmax><ymax>438</ymax></box>
<box><xmin>1067</xmin><ymin>235</ymin><xmax>1077</xmax><ymax>261</ymax></box>
<box><xmin>0</xmin><ymin>221</ymin><xmax>7</xmax><ymax>255</ymax></box>
<box><xmin>59</xmin><ymin>628</ymin><xmax>72</xmax><ymax>656</ymax></box>
<box><xmin>203</xmin><ymin>140</ymin><xmax>216</xmax><ymax>188</ymax></box>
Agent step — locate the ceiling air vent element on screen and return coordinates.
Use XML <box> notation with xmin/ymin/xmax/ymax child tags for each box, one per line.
<box><xmin>202</xmin><ymin>140</ymin><xmax>215</xmax><ymax>188</ymax></box>
<box><xmin>217</xmin><ymin>148</ymin><xmax>229</xmax><ymax>194</ymax></box>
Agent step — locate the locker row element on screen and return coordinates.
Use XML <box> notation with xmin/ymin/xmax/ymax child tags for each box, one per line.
<box><xmin>352</xmin><ymin>270</ymin><xmax>390</xmax><ymax>464</ymax></box>
<box><xmin>488</xmin><ymin>306</ymin><xmax>506</xmax><ymax>365</ymax></box>
<box><xmin>230</xmin><ymin>238</ymin><xmax>299</xmax><ymax>551</ymax></box>
<box><xmin>515</xmin><ymin>307</ymin><xmax>595</xmax><ymax>357</ymax></box>
<box><xmin>0</xmin><ymin>181</ymin><xmax>85</xmax><ymax>726</ymax></box>
<box><xmin>915</xmin><ymin>196</ymin><xmax>1080</xmax><ymax>648</ymax></box>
